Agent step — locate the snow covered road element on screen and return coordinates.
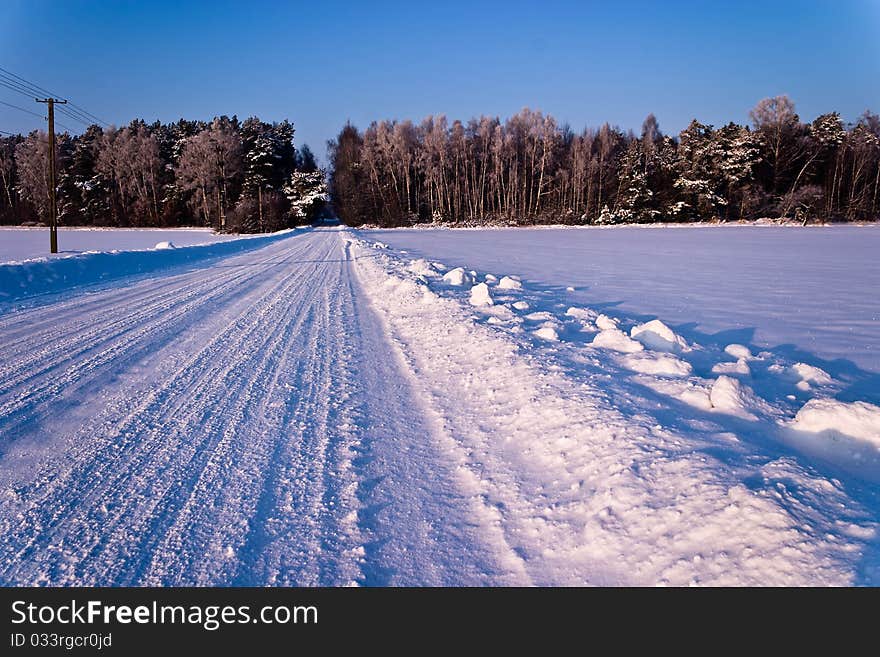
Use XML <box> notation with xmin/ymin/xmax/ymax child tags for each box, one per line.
<box><xmin>1</xmin><ymin>226</ymin><xmax>878</xmax><ymax>586</ymax></box>
<box><xmin>0</xmin><ymin>227</ymin><xmax>521</xmax><ymax>586</ymax></box>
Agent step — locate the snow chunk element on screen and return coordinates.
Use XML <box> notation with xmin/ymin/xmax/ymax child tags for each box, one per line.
<box><xmin>709</xmin><ymin>376</ymin><xmax>764</xmax><ymax>420</ymax></box>
<box><xmin>623</xmin><ymin>352</ymin><xmax>692</xmax><ymax>377</ymax></box>
<box><xmin>408</xmin><ymin>258</ymin><xmax>440</xmax><ymax>277</ymax></box>
<box><xmin>712</xmin><ymin>359</ymin><xmax>751</xmax><ymax>376</ymax></box>
<box><xmin>630</xmin><ymin>319</ymin><xmax>689</xmax><ymax>353</ymax></box>
<box><xmin>484</xmin><ymin>273</ymin><xmax>498</xmax><ymax>283</ymax></box>
<box><xmin>791</xmin><ymin>363</ymin><xmax>833</xmax><ymax>385</ymax></box>
<box><xmin>595</xmin><ymin>314</ymin><xmax>618</xmax><ymax>331</ymax></box>
<box><xmin>565</xmin><ymin>306</ymin><xmax>597</xmax><ymax>321</ymax></box>
<box><xmin>786</xmin><ymin>399</ymin><xmax>880</xmax><ymax>480</ymax></box>
<box><xmin>469</xmin><ymin>282</ymin><xmax>494</xmax><ymax>307</ymax></box>
<box><xmin>442</xmin><ymin>267</ymin><xmax>474</xmax><ymax>286</ymax></box>
<box><xmin>534</xmin><ymin>326</ymin><xmax>559</xmax><ymax>341</ymax></box>
<box><xmin>770</xmin><ymin>362</ymin><xmax>834</xmax><ymax>388</ymax></box>
<box><xmin>154</xmin><ymin>241</ymin><xmax>175</xmax><ymax>250</ymax></box>
<box><xmin>565</xmin><ymin>286</ymin><xmax>575</xmax><ymax>292</ymax></box>
<box><xmin>790</xmin><ymin>399</ymin><xmax>880</xmax><ymax>447</ymax></box>
<box><xmin>591</xmin><ymin>328</ymin><xmax>644</xmax><ymax>353</ymax></box>
<box><xmin>498</xmin><ymin>276</ymin><xmax>522</xmax><ymax>290</ymax></box>
<box><xmin>724</xmin><ymin>344</ymin><xmax>753</xmax><ymax>360</ymax></box>
<box><xmin>512</xmin><ymin>301</ymin><xmax>530</xmax><ymax>311</ymax></box>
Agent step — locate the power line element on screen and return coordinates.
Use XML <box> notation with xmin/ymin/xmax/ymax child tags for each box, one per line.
<box><xmin>0</xmin><ymin>99</ymin><xmax>73</xmax><ymax>132</ymax></box>
<box><xmin>0</xmin><ymin>66</ymin><xmax>109</xmax><ymax>128</ymax></box>
<box><xmin>0</xmin><ymin>98</ymin><xmax>43</xmax><ymax>118</ymax></box>
<box><xmin>0</xmin><ymin>66</ymin><xmax>65</xmax><ymax>102</ymax></box>
<box><xmin>56</xmin><ymin>105</ymin><xmax>93</xmax><ymax>127</ymax></box>
<box><xmin>0</xmin><ymin>72</ymin><xmax>94</xmax><ymax>126</ymax></box>
<box><xmin>0</xmin><ymin>66</ymin><xmax>109</xmax><ymax>126</ymax></box>
<box><xmin>0</xmin><ymin>129</ymin><xmax>14</xmax><ymax>136</ymax></box>
<box><xmin>0</xmin><ymin>76</ymin><xmax>39</xmax><ymax>100</ymax></box>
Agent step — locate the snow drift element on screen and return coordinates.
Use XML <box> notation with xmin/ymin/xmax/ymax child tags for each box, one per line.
<box><xmin>0</xmin><ymin>230</ymin><xmax>295</xmax><ymax>302</ymax></box>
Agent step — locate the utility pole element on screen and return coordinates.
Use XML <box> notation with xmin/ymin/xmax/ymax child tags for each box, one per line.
<box><xmin>36</xmin><ymin>97</ymin><xmax>67</xmax><ymax>253</ymax></box>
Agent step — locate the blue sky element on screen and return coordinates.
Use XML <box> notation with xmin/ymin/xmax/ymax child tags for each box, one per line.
<box><xmin>1</xmin><ymin>0</ymin><xmax>878</xmax><ymax>162</ymax></box>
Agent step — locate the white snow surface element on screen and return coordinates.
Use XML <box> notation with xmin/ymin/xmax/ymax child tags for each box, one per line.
<box><xmin>0</xmin><ymin>224</ymin><xmax>878</xmax><ymax>586</ymax></box>
<box><xmin>368</xmin><ymin>226</ymin><xmax>880</xmax><ymax>376</ymax></box>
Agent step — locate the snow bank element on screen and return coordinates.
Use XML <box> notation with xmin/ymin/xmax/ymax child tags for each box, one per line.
<box><xmin>349</xmin><ymin>231</ymin><xmax>871</xmax><ymax>586</ymax></box>
<box><xmin>469</xmin><ymin>282</ymin><xmax>494</xmax><ymax>306</ymax></box>
<box><xmin>630</xmin><ymin>319</ymin><xmax>689</xmax><ymax>353</ymax></box>
<box><xmin>442</xmin><ymin>267</ymin><xmax>473</xmax><ymax>286</ymax></box>
<box><xmin>0</xmin><ymin>230</ymin><xmax>296</xmax><ymax>302</ymax></box>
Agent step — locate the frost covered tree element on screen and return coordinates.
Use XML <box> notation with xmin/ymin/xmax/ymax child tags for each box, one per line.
<box><xmin>97</xmin><ymin>121</ymin><xmax>163</xmax><ymax>226</ymax></box>
<box><xmin>283</xmin><ymin>170</ymin><xmax>327</xmax><ymax>223</ymax></box>
<box><xmin>14</xmin><ymin>131</ymin><xmax>53</xmax><ymax>222</ymax></box>
<box><xmin>176</xmin><ymin>117</ymin><xmax>242</xmax><ymax>230</ymax></box>
<box><xmin>241</xmin><ymin>118</ymin><xmax>295</xmax><ymax>231</ymax></box>
<box><xmin>2</xmin><ymin>98</ymin><xmax>878</xmax><ymax>229</ymax></box>
<box><xmin>750</xmin><ymin>95</ymin><xmax>806</xmax><ymax>200</ymax></box>
<box><xmin>615</xmin><ymin>140</ymin><xmax>655</xmax><ymax>222</ymax></box>
<box><xmin>670</xmin><ymin>120</ymin><xmax>727</xmax><ymax>220</ymax></box>
<box><xmin>58</xmin><ymin>124</ymin><xmax>107</xmax><ymax>226</ymax></box>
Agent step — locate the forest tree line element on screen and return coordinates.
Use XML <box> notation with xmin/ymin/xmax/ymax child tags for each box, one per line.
<box><xmin>329</xmin><ymin>96</ymin><xmax>880</xmax><ymax>227</ymax></box>
<box><xmin>0</xmin><ymin>116</ymin><xmax>327</xmax><ymax>232</ymax></box>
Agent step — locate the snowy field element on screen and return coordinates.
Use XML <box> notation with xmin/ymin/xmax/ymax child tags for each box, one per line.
<box><xmin>0</xmin><ymin>225</ymin><xmax>878</xmax><ymax>586</ymax></box>
<box><xmin>369</xmin><ymin>225</ymin><xmax>880</xmax><ymax>379</ymax></box>
<box><xmin>0</xmin><ymin>227</ymin><xmax>241</xmax><ymax>264</ymax></box>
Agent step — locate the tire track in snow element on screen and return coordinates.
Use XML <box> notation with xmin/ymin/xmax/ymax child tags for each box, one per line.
<box><xmin>0</xmin><ymin>249</ymin><xmax>306</xmax><ymax>442</ymax></box>
<box><xmin>0</xmin><ymin>231</ymin><xmax>365</xmax><ymax>585</ymax></box>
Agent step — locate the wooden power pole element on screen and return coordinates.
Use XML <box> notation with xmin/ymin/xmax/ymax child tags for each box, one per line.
<box><xmin>36</xmin><ymin>97</ymin><xmax>67</xmax><ymax>254</ymax></box>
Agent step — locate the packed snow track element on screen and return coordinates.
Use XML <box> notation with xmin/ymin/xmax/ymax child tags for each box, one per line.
<box><xmin>0</xmin><ymin>226</ymin><xmax>877</xmax><ymax>586</ymax></box>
